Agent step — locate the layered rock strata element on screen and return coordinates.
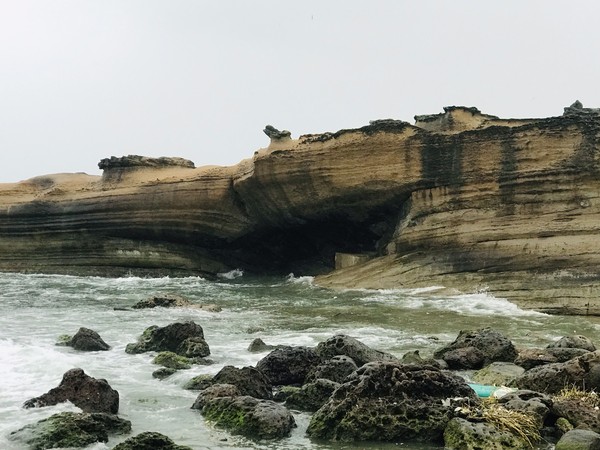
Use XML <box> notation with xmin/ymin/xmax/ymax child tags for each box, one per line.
<box><xmin>1</xmin><ymin>105</ymin><xmax>600</xmax><ymax>313</ymax></box>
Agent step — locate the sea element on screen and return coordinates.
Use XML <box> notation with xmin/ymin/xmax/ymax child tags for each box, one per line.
<box><xmin>1</xmin><ymin>271</ymin><xmax>599</xmax><ymax>449</ymax></box>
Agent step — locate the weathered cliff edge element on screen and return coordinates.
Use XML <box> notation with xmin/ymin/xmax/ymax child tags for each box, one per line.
<box><xmin>1</xmin><ymin>104</ymin><xmax>600</xmax><ymax>314</ymax></box>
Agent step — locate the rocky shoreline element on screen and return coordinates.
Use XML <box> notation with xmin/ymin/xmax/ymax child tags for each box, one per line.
<box><xmin>10</xmin><ymin>293</ymin><xmax>600</xmax><ymax>449</ymax></box>
<box><xmin>2</xmin><ymin>103</ymin><xmax>600</xmax><ymax>314</ymax></box>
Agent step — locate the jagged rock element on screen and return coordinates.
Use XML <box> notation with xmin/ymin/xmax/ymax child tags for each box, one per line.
<box><xmin>284</xmin><ymin>378</ymin><xmax>339</xmax><ymax>412</ymax></box>
<box><xmin>153</xmin><ymin>351</ymin><xmax>193</xmax><ymax>369</ymax></box>
<box><xmin>112</xmin><ymin>431</ymin><xmax>193</xmax><ymax>450</ymax></box>
<box><xmin>305</xmin><ymin>355</ymin><xmax>358</xmax><ymax>384</ymax></box>
<box><xmin>263</xmin><ymin>125</ymin><xmax>291</xmax><ymax>141</ymax></box>
<box><xmin>472</xmin><ymin>362</ymin><xmax>525</xmax><ymax>386</ymax></box>
<box><xmin>314</xmin><ymin>334</ymin><xmax>398</xmax><ymax>367</ymax></box>
<box><xmin>563</xmin><ymin>100</ymin><xmax>600</xmax><ymax>117</ymax></box>
<box><xmin>24</xmin><ymin>368</ymin><xmax>119</xmax><ymax>414</ymax></box>
<box><xmin>496</xmin><ymin>390</ymin><xmax>553</xmax><ymax>428</ymax></box>
<box><xmin>548</xmin><ymin>335</ymin><xmax>597</xmax><ymax>352</ymax></box>
<box><xmin>256</xmin><ymin>346</ymin><xmax>321</xmax><ymax>386</ymax></box>
<box><xmin>513</xmin><ymin>350</ymin><xmax>600</xmax><ymax>394</ymax></box>
<box><xmin>555</xmin><ymin>429</ymin><xmax>600</xmax><ymax>450</ymax></box>
<box><xmin>443</xmin><ymin>417</ymin><xmax>529</xmax><ymax>450</ymax></box>
<box><xmin>201</xmin><ymin>395</ymin><xmax>296</xmax><ymax>439</ymax></box>
<box><xmin>125</xmin><ymin>321</ymin><xmax>210</xmax><ymax>358</ymax></box>
<box><xmin>434</xmin><ymin>328</ymin><xmax>518</xmax><ymax>369</ymax></box>
<box><xmin>306</xmin><ymin>361</ymin><xmax>478</xmax><ymax>443</ymax></box>
<box><xmin>191</xmin><ymin>384</ymin><xmax>242</xmax><ymax>410</ymax></box>
<box><xmin>9</xmin><ymin>412</ymin><xmax>130</xmax><ymax>450</ymax></box>
<box><xmin>61</xmin><ymin>327</ymin><xmax>110</xmax><ymax>351</ymax></box>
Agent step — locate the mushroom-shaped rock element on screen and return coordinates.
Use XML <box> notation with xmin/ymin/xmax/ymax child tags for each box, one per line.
<box><xmin>23</xmin><ymin>368</ymin><xmax>119</xmax><ymax>414</ymax></box>
<box><xmin>263</xmin><ymin>125</ymin><xmax>291</xmax><ymax>141</ymax></box>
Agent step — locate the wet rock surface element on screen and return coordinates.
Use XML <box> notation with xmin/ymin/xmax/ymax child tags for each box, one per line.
<box><xmin>256</xmin><ymin>346</ymin><xmax>322</xmax><ymax>386</ymax></box>
<box><xmin>125</xmin><ymin>321</ymin><xmax>210</xmax><ymax>358</ymax></box>
<box><xmin>63</xmin><ymin>327</ymin><xmax>111</xmax><ymax>351</ymax></box>
<box><xmin>23</xmin><ymin>368</ymin><xmax>119</xmax><ymax>414</ymax></box>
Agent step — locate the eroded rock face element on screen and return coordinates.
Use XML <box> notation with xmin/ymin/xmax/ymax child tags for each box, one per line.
<box><xmin>24</xmin><ymin>368</ymin><xmax>119</xmax><ymax>414</ymax></box>
<box><xmin>306</xmin><ymin>361</ymin><xmax>478</xmax><ymax>443</ymax></box>
<box><xmin>3</xmin><ymin>106</ymin><xmax>600</xmax><ymax>312</ymax></box>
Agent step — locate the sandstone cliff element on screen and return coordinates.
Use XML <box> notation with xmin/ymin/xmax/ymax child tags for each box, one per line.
<box><xmin>1</xmin><ymin>104</ymin><xmax>599</xmax><ymax>313</ymax></box>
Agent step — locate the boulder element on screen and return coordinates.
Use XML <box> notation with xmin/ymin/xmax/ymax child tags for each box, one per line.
<box><xmin>442</xmin><ymin>347</ymin><xmax>486</xmax><ymax>370</ymax></box>
<box><xmin>24</xmin><ymin>368</ymin><xmax>119</xmax><ymax>414</ymax></box>
<box><xmin>314</xmin><ymin>334</ymin><xmax>398</xmax><ymax>367</ymax></box>
<box><xmin>549</xmin><ymin>335</ymin><xmax>597</xmax><ymax>352</ymax></box>
<box><xmin>513</xmin><ymin>351</ymin><xmax>600</xmax><ymax>394</ymax></box>
<box><xmin>555</xmin><ymin>429</ymin><xmax>600</xmax><ymax>450</ymax></box>
<box><xmin>256</xmin><ymin>346</ymin><xmax>321</xmax><ymax>386</ymax></box>
<box><xmin>496</xmin><ymin>390</ymin><xmax>553</xmax><ymax>428</ymax></box>
<box><xmin>306</xmin><ymin>362</ymin><xmax>478</xmax><ymax>443</ymax></box>
<box><xmin>10</xmin><ymin>412</ymin><xmax>130</xmax><ymax>450</ymax></box>
<box><xmin>444</xmin><ymin>417</ymin><xmax>529</xmax><ymax>449</ymax></box>
<box><xmin>125</xmin><ymin>321</ymin><xmax>210</xmax><ymax>358</ymax></box>
<box><xmin>191</xmin><ymin>384</ymin><xmax>242</xmax><ymax>410</ymax></box>
<box><xmin>434</xmin><ymin>328</ymin><xmax>518</xmax><ymax>369</ymax></box>
<box><xmin>552</xmin><ymin>398</ymin><xmax>600</xmax><ymax>433</ymax></box>
<box><xmin>152</xmin><ymin>367</ymin><xmax>177</xmax><ymax>380</ymax></box>
<box><xmin>201</xmin><ymin>395</ymin><xmax>296</xmax><ymax>439</ymax></box>
<box><xmin>515</xmin><ymin>347</ymin><xmax>590</xmax><ymax>370</ymax></box>
<box><xmin>210</xmin><ymin>366</ymin><xmax>273</xmax><ymax>399</ymax></box>
<box><xmin>247</xmin><ymin>338</ymin><xmax>277</xmax><ymax>352</ymax></box>
<box><xmin>472</xmin><ymin>362</ymin><xmax>525</xmax><ymax>386</ymax></box>
<box><xmin>284</xmin><ymin>378</ymin><xmax>339</xmax><ymax>412</ymax></box>
<box><xmin>305</xmin><ymin>355</ymin><xmax>358</xmax><ymax>384</ymax></box>
<box><xmin>64</xmin><ymin>327</ymin><xmax>110</xmax><ymax>351</ymax></box>
<box><xmin>113</xmin><ymin>431</ymin><xmax>193</xmax><ymax>450</ymax></box>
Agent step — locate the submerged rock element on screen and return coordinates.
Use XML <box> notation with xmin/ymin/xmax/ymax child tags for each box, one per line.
<box><xmin>256</xmin><ymin>346</ymin><xmax>321</xmax><ymax>386</ymax></box>
<box><xmin>434</xmin><ymin>328</ymin><xmax>518</xmax><ymax>369</ymax></box>
<box><xmin>112</xmin><ymin>431</ymin><xmax>193</xmax><ymax>450</ymax></box>
<box><xmin>10</xmin><ymin>412</ymin><xmax>130</xmax><ymax>450</ymax></box>
<box><xmin>24</xmin><ymin>368</ymin><xmax>119</xmax><ymax>414</ymax></box>
<box><xmin>201</xmin><ymin>395</ymin><xmax>296</xmax><ymax>439</ymax></box>
<box><xmin>132</xmin><ymin>293</ymin><xmax>193</xmax><ymax>309</ymax></box>
<box><xmin>307</xmin><ymin>361</ymin><xmax>478</xmax><ymax>443</ymax></box>
<box><xmin>125</xmin><ymin>321</ymin><xmax>210</xmax><ymax>358</ymax></box>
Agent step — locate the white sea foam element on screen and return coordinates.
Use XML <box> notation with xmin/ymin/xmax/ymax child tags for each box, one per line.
<box><xmin>217</xmin><ymin>268</ymin><xmax>244</xmax><ymax>279</ymax></box>
<box><xmin>285</xmin><ymin>273</ymin><xmax>315</xmax><ymax>285</ymax></box>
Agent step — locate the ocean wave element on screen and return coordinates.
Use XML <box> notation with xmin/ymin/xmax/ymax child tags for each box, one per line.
<box><xmin>285</xmin><ymin>273</ymin><xmax>315</xmax><ymax>286</ymax></box>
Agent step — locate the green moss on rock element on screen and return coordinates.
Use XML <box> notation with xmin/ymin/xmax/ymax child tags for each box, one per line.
<box><xmin>153</xmin><ymin>351</ymin><xmax>192</xmax><ymax>369</ymax></box>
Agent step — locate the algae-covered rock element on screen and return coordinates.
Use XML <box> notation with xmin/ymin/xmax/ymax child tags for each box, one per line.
<box><xmin>152</xmin><ymin>367</ymin><xmax>178</xmax><ymax>380</ymax></box>
<box><xmin>472</xmin><ymin>362</ymin><xmax>525</xmax><ymax>386</ymax></box>
<box><xmin>444</xmin><ymin>417</ymin><xmax>529</xmax><ymax>449</ymax></box>
<box><xmin>201</xmin><ymin>395</ymin><xmax>296</xmax><ymax>439</ymax></box>
<box><xmin>184</xmin><ymin>374</ymin><xmax>213</xmax><ymax>390</ymax></box>
<box><xmin>284</xmin><ymin>378</ymin><xmax>339</xmax><ymax>412</ymax></box>
<box><xmin>125</xmin><ymin>321</ymin><xmax>209</xmax><ymax>358</ymax></box>
<box><xmin>153</xmin><ymin>351</ymin><xmax>193</xmax><ymax>369</ymax></box>
<box><xmin>112</xmin><ymin>431</ymin><xmax>193</xmax><ymax>450</ymax></box>
<box><xmin>307</xmin><ymin>361</ymin><xmax>478</xmax><ymax>443</ymax></box>
<box><xmin>191</xmin><ymin>384</ymin><xmax>241</xmax><ymax>410</ymax></box>
<box><xmin>24</xmin><ymin>368</ymin><xmax>119</xmax><ymax>414</ymax></box>
<box><xmin>10</xmin><ymin>412</ymin><xmax>130</xmax><ymax>450</ymax></box>
<box><xmin>555</xmin><ymin>429</ymin><xmax>600</xmax><ymax>450</ymax></box>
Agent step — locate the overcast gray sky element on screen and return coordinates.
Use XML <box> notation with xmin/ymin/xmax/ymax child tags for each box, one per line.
<box><xmin>1</xmin><ymin>1</ymin><xmax>599</xmax><ymax>182</ymax></box>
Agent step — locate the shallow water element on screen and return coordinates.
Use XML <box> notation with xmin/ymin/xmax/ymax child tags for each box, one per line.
<box><xmin>1</xmin><ymin>271</ymin><xmax>599</xmax><ymax>449</ymax></box>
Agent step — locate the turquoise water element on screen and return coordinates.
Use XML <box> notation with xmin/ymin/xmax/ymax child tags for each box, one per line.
<box><xmin>1</xmin><ymin>271</ymin><xmax>599</xmax><ymax>449</ymax></box>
